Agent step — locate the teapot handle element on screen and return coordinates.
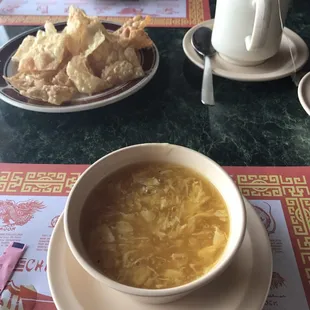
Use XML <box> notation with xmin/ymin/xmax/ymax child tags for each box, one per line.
<box><xmin>245</xmin><ymin>0</ymin><xmax>272</xmax><ymax>51</ymax></box>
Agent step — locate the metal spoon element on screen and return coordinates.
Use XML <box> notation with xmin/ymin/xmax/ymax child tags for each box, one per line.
<box><xmin>191</xmin><ymin>27</ymin><xmax>216</xmax><ymax>106</ymax></box>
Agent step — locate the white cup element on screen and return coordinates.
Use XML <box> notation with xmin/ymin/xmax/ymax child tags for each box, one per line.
<box><xmin>211</xmin><ymin>0</ymin><xmax>290</xmax><ymax>66</ymax></box>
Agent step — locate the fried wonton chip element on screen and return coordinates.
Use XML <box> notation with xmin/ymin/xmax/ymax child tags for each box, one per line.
<box><xmin>115</xmin><ymin>15</ymin><xmax>150</xmax><ymax>35</ymax></box>
<box><xmin>87</xmin><ymin>15</ymin><xmax>110</xmax><ymax>38</ymax></box>
<box><xmin>114</xmin><ymin>15</ymin><xmax>153</xmax><ymax>49</ymax></box>
<box><xmin>20</xmin><ymin>85</ymin><xmax>75</xmax><ymax>105</ymax></box>
<box><xmin>64</xmin><ymin>6</ymin><xmax>110</xmax><ymax>56</ymax></box>
<box><xmin>17</xmin><ymin>31</ymin><xmax>69</xmax><ymax>72</ymax></box>
<box><xmin>52</xmin><ymin>67</ymin><xmax>75</xmax><ymax>87</ymax></box>
<box><xmin>5</xmin><ymin>70</ymin><xmax>76</xmax><ymax>105</ymax></box>
<box><xmin>88</xmin><ymin>44</ymin><xmax>141</xmax><ymax>77</ymax></box>
<box><xmin>12</xmin><ymin>36</ymin><xmax>35</xmax><ymax>62</ymax></box>
<box><xmin>88</xmin><ymin>40</ymin><xmax>119</xmax><ymax>75</ymax></box>
<box><xmin>66</xmin><ymin>55</ymin><xmax>106</xmax><ymax>94</ymax></box>
<box><xmin>5</xmin><ymin>71</ymin><xmax>56</xmax><ymax>91</ymax></box>
<box><xmin>44</xmin><ymin>21</ymin><xmax>57</xmax><ymax>35</ymax></box>
<box><xmin>101</xmin><ymin>60</ymin><xmax>144</xmax><ymax>87</ymax></box>
<box><xmin>123</xmin><ymin>47</ymin><xmax>142</xmax><ymax>67</ymax></box>
<box><xmin>84</xmin><ymin>30</ymin><xmax>106</xmax><ymax>57</ymax></box>
<box><xmin>64</xmin><ymin>6</ymin><xmax>91</xmax><ymax>55</ymax></box>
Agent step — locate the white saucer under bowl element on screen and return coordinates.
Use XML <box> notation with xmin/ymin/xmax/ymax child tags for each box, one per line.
<box><xmin>183</xmin><ymin>20</ymin><xmax>309</xmax><ymax>82</ymax></box>
<box><xmin>47</xmin><ymin>198</ymin><xmax>272</xmax><ymax>310</ymax></box>
<box><xmin>298</xmin><ymin>72</ymin><xmax>310</xmax><ymax>116</ymax></box>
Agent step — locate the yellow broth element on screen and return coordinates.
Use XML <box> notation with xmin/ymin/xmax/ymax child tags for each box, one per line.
<box><xmin>80</xmin><ymin>163</ymin><xmax>229</xmax><ymax>289</ymax></box>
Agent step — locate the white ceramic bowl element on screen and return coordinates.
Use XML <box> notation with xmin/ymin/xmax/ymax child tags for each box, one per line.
<box><xmin>64</xmin><ymin>143</ymin><xmax>246</xmax><ymax>304</ymax></box>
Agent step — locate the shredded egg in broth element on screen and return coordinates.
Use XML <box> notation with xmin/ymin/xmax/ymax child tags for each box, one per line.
<box><xmin>80</xmin><ymin>163</ymin><xmax>229</xmax><ymax>289</ymax></box>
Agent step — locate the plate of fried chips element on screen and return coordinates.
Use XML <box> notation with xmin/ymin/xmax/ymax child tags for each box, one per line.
<box><xmin>0</xmin><ymin>6</ymin><xmax>159</xmax><ymax>113</ymax></box>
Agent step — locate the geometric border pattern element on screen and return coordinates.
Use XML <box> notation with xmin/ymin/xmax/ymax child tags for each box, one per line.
<box><xmin>0</xmin><ymin>171</ymin><xmax>81</xmax><ymax>194</ymax></box>
<box><xmin>226</xmin><ymin>167</ymin><xmax>310</xmax><ymax>308</ymax></box>
<box><xmin>0</xmin><ymin>164</ymin><xmax>309</xmax><ymax>307</ymax></box>
<box><xmin>0</xmin><ymin>0</ymin><xmax>210</xmax><ymax>27</ymax></box>
<box><xmin>0</xmin><ymin>168</ymin><xmax>85</xmax><ymax>195</ymax></box>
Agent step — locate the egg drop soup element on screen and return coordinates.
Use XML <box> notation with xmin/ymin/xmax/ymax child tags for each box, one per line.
<box><xmin>80</xmin><ymin>163</ymin><xmax>229</xmax><ymax>289</ymax></box>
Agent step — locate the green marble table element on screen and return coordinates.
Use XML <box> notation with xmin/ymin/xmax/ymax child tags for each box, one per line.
<box><xmin>0</xmin><ymin>0</ymin><xmax>309</xmax><ymax>166</ymax></box>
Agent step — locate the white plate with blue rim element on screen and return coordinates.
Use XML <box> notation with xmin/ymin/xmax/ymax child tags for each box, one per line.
<box><xmin>47</xmin><ymin>198</ymin><xmax>272</xmax><ymax>310</ymax></box>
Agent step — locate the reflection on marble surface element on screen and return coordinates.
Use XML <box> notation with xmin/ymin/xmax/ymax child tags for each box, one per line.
<box><xmin>0</xmin><ymin>0</ymin><xmax>309</xmax><ymax>166</ymax></box>
<box><xmin>0</xmin><ymin>26</ymin><xmax>9</xmax><ymax>46</ymax></box>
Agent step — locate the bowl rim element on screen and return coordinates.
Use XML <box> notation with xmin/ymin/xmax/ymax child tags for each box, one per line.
<box><xmin>64</xmin><ymin>143</ymin><xmax>246</xmax><ymax>297</ymax></box>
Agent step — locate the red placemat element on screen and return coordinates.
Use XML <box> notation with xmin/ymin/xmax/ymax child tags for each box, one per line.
<box><xmin>0</xmin><ymin>164</ymin><xmax>309</xmax><ymax>309</ymax></box>
<box><xmin>0</xmin><ymin>0</ymin><xmax>210</xmax><ymax>27</ymax></box>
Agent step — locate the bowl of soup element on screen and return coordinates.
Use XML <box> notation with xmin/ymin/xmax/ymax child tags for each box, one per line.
<box><xmin>64</xmin><ymin>143</ymin><xmax>246</xmax><ymax>304</ymax></box>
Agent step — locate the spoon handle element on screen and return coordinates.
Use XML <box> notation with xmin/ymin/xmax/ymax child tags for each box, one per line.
<box><xmin>201</xmin><ymin>56</ymin><xmax>215</xmax><ymax>106</ymax></box>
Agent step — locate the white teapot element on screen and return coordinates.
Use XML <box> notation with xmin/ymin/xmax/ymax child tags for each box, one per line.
<box><xmin>211</xmin><ymin>0</ymin><xmax>290</xmax><ymax>66</ymax></box>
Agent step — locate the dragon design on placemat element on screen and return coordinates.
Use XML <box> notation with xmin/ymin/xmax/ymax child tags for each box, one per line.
<box><xmin>0</xmin><ymin>200</ymin><xmax>45</xmax><ymax>231</ymax></box>
<box><xmin>270</xmin><ymin>272</ymin><xmax>286</xmax><ymax>289</ymax></box>
<box><xmin>253</xmin><ymin>202</ymin><xmax>276</xmax><ymax>235</ymax></box>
